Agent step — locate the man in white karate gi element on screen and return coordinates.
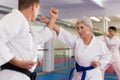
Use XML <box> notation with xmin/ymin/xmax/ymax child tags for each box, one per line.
<box><xmin>98</xmin><ymin>26</ymin><xmax>120</xmax><ymax>80</ymax></box>
<box><xmin>40</xmin><ymin>16</ymin><xmax>111</xmax><ymax>80</ymax></box>
<box><xmin>0</xmin><ymin>0</ymin><xmax>58</xmax><ymax>80</ymax></box>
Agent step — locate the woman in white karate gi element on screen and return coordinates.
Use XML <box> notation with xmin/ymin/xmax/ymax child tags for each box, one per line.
<box><xmin>100</xmin><ymin>26</ymin><xmax>120</xmax><ymax>80</ymax></box>
<box><xmin>0</xmin><ymin>0</ymin><xmax>58</xmax><ymax>80</ymax></box>
<box><xmin>41</xmin><ymin>16</ymin><xmax>111</xmax><ymax>80</ymax></box>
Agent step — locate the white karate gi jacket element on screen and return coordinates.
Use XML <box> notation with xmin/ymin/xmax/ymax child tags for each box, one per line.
<box><xmin>98</xmin><ymin>35</ymin><xmax>120</xmax><ymax>63</ymax></box>
<box><xmin>103</xmin><ymin>35</ymin><xmax>120</xmax><ymax>67</ymax></box>
<box><xmin>105</xmin><ymin>36</ymin><xmax>120</xmax><ymax>55</ymax></box>
<box><xmin>0</xmin><ymin>9</ymin><xmax>53</xmax><ymax>80</ymax></box>
<box><xmin>58</xmin><ymin>28</ymin><xmax>111</xmax><ymax>80</ymax></box>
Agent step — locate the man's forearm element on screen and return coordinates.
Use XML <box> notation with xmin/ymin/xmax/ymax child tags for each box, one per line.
<box><xmin>9</xmin><ymin>57</ymin><xmax>19</xmax><ymax>66</ymax></box>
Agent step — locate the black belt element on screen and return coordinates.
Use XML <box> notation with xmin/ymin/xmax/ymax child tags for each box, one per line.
<box><xmin>1</xmin><ymin>63</ymin><xmax>36</xmax><ymax>80</ymax></box>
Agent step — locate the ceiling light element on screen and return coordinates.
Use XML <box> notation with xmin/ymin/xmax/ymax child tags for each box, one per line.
<box><xmin>90</xmin><ymin>17</ymin><xmax>100</xmax><ymax>22</ymax></box>
<box><xmin>91</xmin><ymin>0</ymin><xmax>104</xmax><ymax>8</ymax></box>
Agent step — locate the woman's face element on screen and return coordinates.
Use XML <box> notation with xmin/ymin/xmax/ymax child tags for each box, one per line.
<box><xmin>76</xmin><ymin>22</ymin><xmax>92</xmax><ymax>38</ymax></box>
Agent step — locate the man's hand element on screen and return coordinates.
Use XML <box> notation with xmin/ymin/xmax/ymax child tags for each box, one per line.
<box><xmin>17</xmin><ymin>60</ymin><xmax>37</xmax><ymax>69</ymax></box>
<box><xmin>40</xmin><ymin>7</ymin><xmax>58</xmax><ymax>24</ymax></box>
<box><xmin>10</xmin><ymin>57</ymin><xmax>37</xmax><ymax>69</ymax></box>
<box><xmin>103</xmin><ymin>32</ymin><xmax>108</xmax><ymax>37</ymax></box>
<box><xmin>40</xmin><ymin>16</ymin><xmax>49</xmax><ymax>24</ymax></box>
<box><xmin>91</xmin><ymin>61</ymin><xmax>101</xmax><ymax>68</ymax></box>
<box><xmin>40</xmin><ymin>7</ymin><xmax>59</xmax><ymax>30</ymax></box>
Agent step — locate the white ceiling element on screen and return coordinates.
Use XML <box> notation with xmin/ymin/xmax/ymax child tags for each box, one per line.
<box><xmin>0</xmin><ymin>0</ymin><xmax>18</xmax><ymax>9</ymax></box>
<box><xmin>0</xmin><ymin>0</ymin><xmax>120</xmax><ymax>19</ymax></box>
<box><xmin>40</xmin><ymin>0</ymin><xmax>120</xmax><ymax>19</ymax></box>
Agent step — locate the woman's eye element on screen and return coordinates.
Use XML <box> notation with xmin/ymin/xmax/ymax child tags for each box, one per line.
<box><xmin>80</xmin><ymin>27</ymin><xmax>83</xmax><ymax>29</ymax></box>
<box><xmin>77</xmin><ymin>26</ymin><xmax>84</xmax><ymax>30</ymax></box>
<box><xmin>80</xmin><ymin>26</ymin><xmax>83</xmax><ymax>29</ymax></box>
<box><xmin>77</xmin><ymin>27</ymin><xmax>79</xmax><ymax>30</ymax></box>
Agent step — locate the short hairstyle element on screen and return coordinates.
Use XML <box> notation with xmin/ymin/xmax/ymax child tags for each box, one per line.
<box><xmin>77</xmin><ymin>16</ymin><xmax>93</xmax><ymax>29</ymax></box>
<box><xmin>108</xmin><ymin>26</ymin><xmax>117</xmax><ymax>32</ymax></box>
<box><xmin>19</xmin><ymin>0</ymin><xmax>39</xmax><ymax>10</ymax></box>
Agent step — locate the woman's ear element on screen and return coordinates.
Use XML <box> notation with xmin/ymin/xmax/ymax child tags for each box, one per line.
<box><xmin>89</xmin><ymin>27</ymin><xmax>93</xmax><ymax>32</ymax></box>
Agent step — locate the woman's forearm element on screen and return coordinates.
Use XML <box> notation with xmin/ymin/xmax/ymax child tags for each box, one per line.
<box><xmin>53</xmin><ymin>24</ymin><xmax>60</xmax><ymax>35</ymax></box>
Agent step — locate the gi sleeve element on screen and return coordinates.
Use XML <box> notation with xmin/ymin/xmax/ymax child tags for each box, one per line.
<box><xmin>98</xmin><ymin>42</ymin><xmax>112</xmax><ymax>69</ymax></box>
<box><xmin>58</xmin><ymin>27</ymin><xmax>77</xmax><ymax>48</ymax></box>
<box><xmin>107</xmin><ymin>36</ymin><xmax>120</xmax><ymax>47</ymax></box>
<box><xmin>97</xmin><ymin>35</ymin><xmax>105</xmax><ymax>42</ymax></box>
<box><xmin>97</xmin><ymin>35</ymin><xmax>110</xmax><ymax>48</ymax></box>
<box><xmin>0</xmin><ymin>43</ymin><xmax>14</xmax><ymax>66</ymax></box>
<box><xmin>37</xmin><ymin>26</ymin><xmax>53</xmax><ymax>44</ymax></box>
<box><xmin>0</xmin><ymin>19</ymin><xmax>15</xmax><ymax>66</ymax></box>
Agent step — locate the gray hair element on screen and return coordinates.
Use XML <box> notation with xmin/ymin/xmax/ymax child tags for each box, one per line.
<box><xmin>77</xmin><ymin>16</ymin><xmax>93</xmax><ymax>29</ymax></box>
